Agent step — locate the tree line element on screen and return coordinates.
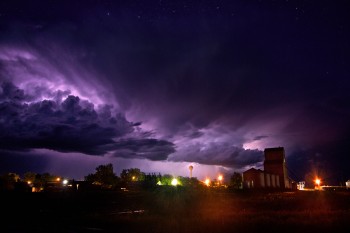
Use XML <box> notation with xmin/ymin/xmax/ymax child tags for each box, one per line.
<box><xmin>0</xmin><ymin>163</ymin><xmax>243</xmax><ymax>191</ymax></box>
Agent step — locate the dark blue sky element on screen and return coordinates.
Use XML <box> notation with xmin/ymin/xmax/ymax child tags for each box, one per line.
<box><xmin>1</xmin><ymin>0</ymin><xmax>350</xmax><ymax>185</ymax></box>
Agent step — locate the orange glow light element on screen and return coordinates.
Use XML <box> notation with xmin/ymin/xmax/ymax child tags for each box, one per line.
<box><xmin>315</xmin><ymin>178</ymin><xmax>321</xmax><ymax>186</ymax></box>
<box><xmin>218</xmin><ymin>175</ymin><xmax>223</xmax><ymax>181</ymax></box>
<box><xmin>204</xmin><ymin>178</ymin><xmax>210</xmax><ymax>186</ymax></box>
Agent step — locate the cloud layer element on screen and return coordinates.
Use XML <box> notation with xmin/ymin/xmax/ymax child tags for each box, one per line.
<box><xmin>1</xmin><ymin>1</ymin><xmax>350</xmax><ymax>183</ymax></box>
<box><xmin>0</xmin><ymin>81</ymin><xmax>175</xmax><ymax>159</ymax></box>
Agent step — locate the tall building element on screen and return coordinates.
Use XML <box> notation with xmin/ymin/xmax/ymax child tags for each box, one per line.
<box><xmin>243</xmin><ymin>147</ymin><xmax>293</xmax><ymax>189</ymax></box>
<box><xmin>264</xmin><ymin>147</ymin><xmax>289</xmax><ymax>189</ymax></box>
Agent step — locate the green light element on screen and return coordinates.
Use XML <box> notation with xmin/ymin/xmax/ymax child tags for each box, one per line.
<box><xmin>171</xmin><ymin>178</ymin><xmax>178</xmax><ymax>186</ymax></box>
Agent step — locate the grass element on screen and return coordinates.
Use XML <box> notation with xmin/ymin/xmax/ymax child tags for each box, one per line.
<box><xmin>2</xmin><ymin>188</ymin><xmax>350</xmax><ymax>233</ymax></box>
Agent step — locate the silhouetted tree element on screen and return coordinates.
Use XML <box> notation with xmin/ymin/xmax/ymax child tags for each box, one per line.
<box><xmin>0</xmin><ymin>173</ymin><xmax>20</xmax><ymax>191</ymax></box>
<box><xmin>120</xmin><ymin>168</ymin><xmax>145</xmax><ymax>183</ymax></box>
<box><xmin>41</xmin><ymin>173</ymin><xmax>56</xmax><ymax>182</ymax></box>
<box><xmin>160</xmin><ymin>174</ymin><xmax>173</xmax><ymax>185</ymax></box>
<box><xmin>31</xmin><ymin>172</ymin><xmax>57</xmax><ymax>190</ymax></box>
<box><xmin>230</xmin><ymin>172</ymin><xmax>243</xmax><ymax>189</ymax></box>
<box><xmin>23</xmin><ymin>172</ymin><xmax>37</xmax><ymax>183</ymax></box>
<box><xmin>142</xmin><ymin>173</ymin><xmax>159</xmax><ymax>188</ymax></box>
<box><xmin>179</xmin><ymin>177</ymin><xmax>200</xmax><ymax>187</ymax></box>
<box><xmin>85</xmin><ymin>163</ymin><xmax>119</xmax><ymax>188</ymax></box>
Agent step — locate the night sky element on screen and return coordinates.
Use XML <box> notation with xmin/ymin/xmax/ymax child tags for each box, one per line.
<box><xmin>1</xmin><ymin>0</ymin><xmax>350</xmax><ymax>185</ymax></box>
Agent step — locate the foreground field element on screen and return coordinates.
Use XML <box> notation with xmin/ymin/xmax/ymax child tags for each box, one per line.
<box><xmin>2</xmin><ymin>188</ymin><xmax>350</xmax><ymax>233</ymax></box>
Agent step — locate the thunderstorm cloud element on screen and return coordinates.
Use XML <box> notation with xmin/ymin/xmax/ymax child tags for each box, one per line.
<box><xmin>0</xmin><ymin>81</ymin><xmax>175</xmax><ymax>159</ymax></box>
<box><xmin>1</xmin><ymin>1</ymin><xmax>350</xmax><ymax>182</ymax></box>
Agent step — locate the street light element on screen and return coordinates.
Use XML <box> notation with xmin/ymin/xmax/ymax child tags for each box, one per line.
<box><xmin>315</xmin><ymin>178</ymin><xmax>321</xmax><ymax>186</ymax></box>
<box><xmin>204</xmin><ymin>178</ymin><xmax>210</xmax><ymax>186</ymax></box>
<box><xmin>171</xmin><ymin>178</ymin><xmax>178</xmax><ymax>186</ymax></box>
<box><xmin>218</xmin><ymin>175</ymin><xmax>223</xmax><ymax>186</ymax></box>
<box><xmin>315</xmin><ymin>178</ymin><xmax>321</xmax><ymax>190</ymax></box>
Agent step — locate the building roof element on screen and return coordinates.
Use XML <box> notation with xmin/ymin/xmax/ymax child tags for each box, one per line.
<box><xmin>264</xmin><ymin>147</ymin><xmax>284</xmax><ymax>152</ymax></box>
<box><xmin>243</xmin><ymin>168</ymin><xmax>264</xmax><ymax>174</ymax></box>
<box><xmin>264</xmin><ymin>147</ymin><xmax>285</xmax><ymax>162</ymax></box>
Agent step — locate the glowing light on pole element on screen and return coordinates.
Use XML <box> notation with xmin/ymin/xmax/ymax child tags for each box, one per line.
<box><xmin>218</xmin><ymin>175</ymin><xmax>223</xmax><ymax>186</ymax></box>
<box><xmin>315</xmin><ymin>179</ymin><xmax>321</xmax><ymax>186</ymax></box>
<box><xmin>315</xmin><ymin>178</ymin><xmax>321</xmax><ymax>190</ymax></box>
<box><xmin>171</xmin><ymin>178</ymin><xmax>178</xmax><ymax>186</ymax></box>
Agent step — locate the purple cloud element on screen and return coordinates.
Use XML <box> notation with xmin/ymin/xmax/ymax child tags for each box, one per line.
<box><xmin>1</xmin><ymin>0</ymin><xmax>350</xmax><ymax>184</ymax></box>
<box><xmin>0</xmin><ymin>81</ymin><xmax>175</xmax><ymax>158</ymax></box>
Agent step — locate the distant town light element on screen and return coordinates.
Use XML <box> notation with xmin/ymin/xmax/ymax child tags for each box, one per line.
<box><xmin>171</xmin><ymin>178</ymin><xmax>178</xmax><ymax>186</ymax></box>
<box><xmin>56</xmin><ymin>177</ymin><xmax>61</xmax><ymax>182</ymax></box>
<box><xmin>218</xmin><ymin>175</ymin><xmax>223</xmax><ymax>181</ymax></box>
<box><xmin>132</xmin><ymin>176</ymin><xmax>136</xmax><ymax>181</ymax></box>
<box><xmin>314</xmin><ymin>178</ymin><xmax>322</xmax><ymax>190</ymax></box>
<box><xmin>315</xmin><ymin>178</ymin><xmax>321</xmax><ymax>186</ymax></box>
<box><xmin>297</xmin><ymin>181</ymin><xmax>305</xmax><ymax>190</ymax></box>
<box><xmin>204</xmin><ymin>178</ymin><xmax>210</xmax><ymax>186</ymax></box>
<box><xmin>62</xmin><ymin>179</ymin><xmax>68</xmax><ymax>185</ymax></box>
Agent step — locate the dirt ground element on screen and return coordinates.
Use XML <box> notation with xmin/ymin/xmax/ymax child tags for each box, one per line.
<box><xmin>2</xmin><ymin>188</ymin><xmax>350</xmax><ymax>233</ymax></box>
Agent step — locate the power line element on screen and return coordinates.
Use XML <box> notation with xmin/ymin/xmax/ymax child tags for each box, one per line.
<box><xmin>285</xmin><ymin>164</ymin><xmax>301</xmax><ymax>181</ymax></box>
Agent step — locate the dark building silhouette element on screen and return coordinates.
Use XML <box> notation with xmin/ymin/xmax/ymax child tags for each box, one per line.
<box><xmin>243</xmin><ymin>147</ymin><xmax>294</xmax><ymax>189</ymax></box>
<box><xmin>264</xmin><ymin>147</ymin><xmax>288</xmax><ymax>188</ymax></box>
<box><xmin>242</xmin><ymin>168</ymin><xmax>266</xmax><ymax>188</ymax></box>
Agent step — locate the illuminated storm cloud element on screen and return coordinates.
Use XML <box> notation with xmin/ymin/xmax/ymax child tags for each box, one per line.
<box><xmin>0</xmin><ymin>46</ymin><xmax>111</xmax><ymax>107</ymax></box>
<box><xmin>1</xmin><ymin>0</ymin><xmax>350</xmax><ymax>183</ymax></box>
<box><xmin>0</xmin><ymin>81</ymin><xmax>174</xmax><ymax>158</ymax></box>
<box><xmin>0</xmin><ymin>45</ymin><xmax>266</xmax><ymax>169</ymax></box>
